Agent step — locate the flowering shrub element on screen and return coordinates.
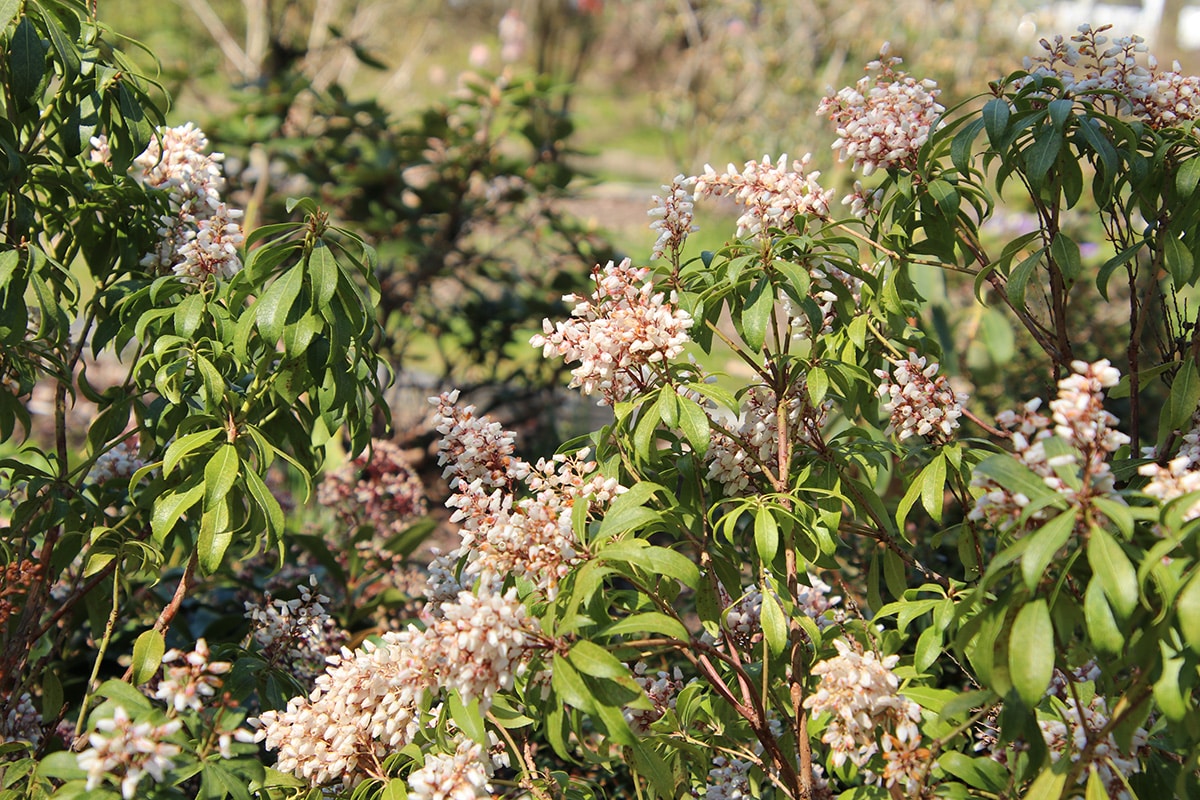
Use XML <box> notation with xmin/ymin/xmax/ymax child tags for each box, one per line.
<box><xmin>8</xmin><ymin>8</ymin><xmax>1200</xmax><ymax>800</ymax></box>
<box><xmin>252</xmin><ymin>22</ymin><xmax>1200</xmax><ymax>800</ymax></box>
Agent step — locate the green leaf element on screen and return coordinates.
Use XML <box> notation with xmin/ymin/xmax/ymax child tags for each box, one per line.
<box><xmin>938</xmin><ymin>752</ymin><xmax>1007</xmax><ymax>793</ymax></box>
<box><xmin>244</xmin><ymin>467</ymin><xmax>285</xmax><ymax>540</ymax></box>
<box><xmin>569</xmin><ymin>640</ymin><xmax>628</xmax><ymax>679</ymax></box>
<box><xmin>629</xmin><ymin>739</ymin><xmax>677</xmax><ymax>799</ymax></box>
<box><xmin>1085</xmin><ymin>768</ymin><xmax>1108</xmax><ymax>800</ymax></box>
<box><xmin>131</xmin><ymin>629</ymin><xmax>165</xmax><ymax>686</ymax></box>
<box><xmin>973</xmin><ymin>452</ymin><xmax>1061</xmax><ymax>507</ymax></box>
<box><xmin>983</xmin><ymin>98</ymin><xmax>1011</xmax><ymax>148</ymax></box>
<box><xmin>676</xmin><ymin>395</ymin><xmax>710</xmax><ymax>457</ymax></box>
<box><xmin>1084</xmin><ymin>579</ymin><xmax>1125</xmax><ymax>655</ymax></box>
<box><xmin>754</xmin><ymin>505</ymin><xmax>779</xmax><ymax>564</ymax></box>
<box><xmin>35</xmin><ymin>751</ymin><xmax>87</xmax><ymax>782</ymax></box>
<box><xmin>1178</xmin><ymin>157</ymin><xmax>1200</xmax><ymax>198</ymax></box>
<box><xmin>162</xmin><ymin>428</ymin><xmax>221</xmax><ymax>476</ymax></box>
<box><xmin>601</xmin><ymin>541</ymin><xmax>699</xmax><ymax>589</ymax></box>
<box><xmin>9</xmin><ymin>17</ymin><xmax>45</xmax><ymax>104</ymax></box>
<box><xmin>760</xmin><ymin>590</ymin><xmax>788</xmax><ymax>657</ymax></box>
<box><xmin>150</xmin><ymin>479</ymin><xmax>204</xmax><ymax>542</ymax></box>
<box><xmin>1006</xmin><ymin>248</ymin><xmax>1045</xmax><ymax>311</ymax></box>
<box><xmin>1009</xmin><ymin>598</ymin><xmax>1054</xmax><ymax>706</ymax></box>
<box><xmin>1050</xmin><ymin>232</ymin><xmax>1081</xmax><ymax>283</ymax></box>
<box><xmin>173</xmin><ymin>293</ymin><xmax>205</xmax><ymax>338</ymax></box>
<box><xmin>197</xmin><ymin>505</ymin><xmax>233</xmax><ymax>574</ymax></box>
<box><xmin>597</xmin><ymin>483</ymin><xmax>664</xmax><ymax>539</ymax></box>
<box><xmin>381</xmin><ymin>779</ymin><xmax>409</xmax><ymax>800</ymax></box>
<box><xmin>1165</xmin><ymin>235</ymin><xmax>1195</xmax><ymax>287</ymax></box>
<box><xmin>308</xmin><ymin>241</ymin><xmax>339</xmax><ymax>306</ymax></box>
<box><xmin>603</xmin><ymin>612</ymin><xmax>689</xmax><ymax>641</ymax></box>
<box><xmin>1023</xmin><ymin>758</ymin><xmax>1069</xmax><ymax>800</ymax></box>
<box><xmin>655</xmin><ymin>388</ymin><xmax>679</xmax><ymax>427</ymax></box>
<box><xmin>550</xmin><ymin>653</ymin><xmax>594</xmax><ymax>713</ymax></box>
<box><xmin>1087</xmin><ymin>526</ymin><xmax>1138</xmax><ymax>621</ymax></box>
<box><xmin>448</xmin><ymin>691</ymin><xmax>487</xmax><ymax>744</ymax></box>
<box><xmin>921</xmin><ymin>453</ymin><xmax>946</xmax><ymax>524</ymax></box>
<box><xmin>1022</xmin><ymin>509</ymin><xmax>1077</xmax><ymax>591</ymax></box>
<box><xmin>1153</xmin><ymin>641</ymin><xmax>1190</xmax><ymax>722</ymax></box>
<box><xmin>1176</xmin><ymin>571</ymin><xmax>1200</xmax><ymax>653</ymax></box>
<box><xmin>1024</xmin><ymin>128</ymin><xmax>1063</xmax><ymax>189</ymax></box>
<box><xmin>740</xmin><ymin>275</ymin><xmax>774</xmax><ymax>352</ymax></box>
<box><xmin>0</xmin><ymin>0</ymin><xmax>19</xmax><ymax>33</ymax></box>
<box><xmin>256</xmin><ymin>264</ymin><xmax>304</xmax><ymax>346</ymax></box>
<box><xmin>203</xmin><ymin>444</ymin><xmax>240</xmax><ymax>510</ymax></box>
<box><xmin>807</xmin><ymin>366</ymin><xmax>829</xmax><ymax>406</ymax></box>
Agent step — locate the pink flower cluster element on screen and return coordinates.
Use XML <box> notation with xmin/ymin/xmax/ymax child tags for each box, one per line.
<box><xmin>694</xmin><ymin>154</ymin><xmax>833</xmax><ymax>239</ymax></box>
<box><xmin>818</xmin><ymin>43</ymin><xmax>944</xmax><ymax>175</ymax></box>
<box><xmin>532</xmin><ymin>259</ymin><xmax>693</xmax><ymax>405</ymax></box>
<box><xmin>317</xmin><ymin>438</ymin><xmax>427</xmax><ymax>558</ymax></box>
<box><xmin>875</xmin><ymin>353</ymin><xmax>967</xmax><ymax>443</ymax></box>
<box><xmin>970</xmin><ymin>360</ymin><xmax>1128</xmax><ymax>530</ymax></box>
<box><xmin>433</xmin><ymin>395</ymin><xmax>625</xmax><ymax>597</ymax></box>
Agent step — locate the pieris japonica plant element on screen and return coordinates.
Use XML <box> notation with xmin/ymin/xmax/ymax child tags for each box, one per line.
<box><xmin>0</xmin><ymin>3</ymin><xmax>386</xmax><ymax>798</ymax></box>
<box><xmin>254</xmin><ymin>23</ymin><xmax>1200</xmax><ymax>800</ymax></box>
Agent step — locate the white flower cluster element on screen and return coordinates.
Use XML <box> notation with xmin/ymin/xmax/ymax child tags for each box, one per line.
<box><xmin>132</xmin><ymin>123</ymin><xmax>244</xmax><ymax>282</ymax></box>
<box><xmin>715</xmin><ymin>577</ymin><xmax>841</xmax><ymax>650</ymax></box>
<box><xmin>86</xmin><ymin>437</ymin><xmax>146</xmax><ymax>486</ymax></box>
<box><xmin>706</xmin><ymin>383</ymin><xmax>830</xmax><ymax>494</ymax></box>
<box><xmin>818</xmin><ymin>43</ymin><xmax>944</xmax><ymax>176</ymax></box>
<box><xmin>1021</xmin><ymin>25</ymin><xmax>1200</xmax><ymax>129</ymax></box>
<box><xmin>254</xmin><ymin>588</ymin><xmax>537</xmax><ymax>787</ymax></box>
<box><xmin>970</xmin><ymin>360</ymin><xmax>1128</xmax><ymax>530</ymax></box>
<box><xmin>1138</xmin><ymin>411</ymin><xmax>1200</xmax><ymax>522</ymax></box>
<box><xmin>694</xmin><ymin>154</ymin><xmax>833</xmax><ymax>239</ymax></box>
<box><xmin>875</xmin><ymin>353</ymin><xmax>967</xmax><ymax>443</ymax></box>
<box><xmin>803</xmin><ymin>639</ymin><xmax>922</xmax><ymax>772</ymax></box>
<box><xmin>625</xmin><ymin>662</ymin><xmax>685</xmax><ymax>734</ymax></box>
<box><xmin>431</xmin><ymin>390</ymin><xmax>530</xmax><ymax>491</ymax></box>
<box><xmin>649</xmin><ymin>174</ymin><xmax>698</xmax><ymax>261</ymax></box>
<box><xmin>76</xmin><ymin>706</ymin><xmax>181</xmax><ymax>800</ymax></box>
<box><xmin>245</xmin><ymin>576</ymin><xmax>348</xmax><ymax>685</ymax></box>
<box><xmin>152</xmin><ymin>638</ymin><xmax>231</xmax><ymax>713</ymax></box>
<box><xmin>408</xmin><ymin>738</ymin><xmax>492</xmax><ymax>800</ymax></box>
<box><xmin>532</xmin><ymin>258</ymin><xmax>694</xmax><ymax>405</ymax></box>
<box><xmin>1039</xmin><ymin>696</ymin><xmax>1148</xmax><ymax>799</ymax></box>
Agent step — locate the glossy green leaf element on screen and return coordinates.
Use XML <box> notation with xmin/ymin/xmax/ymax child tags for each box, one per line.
<box><xmin>308</xmin><ymin>241</ymin><xmax>339</xmax><ymax>306</ymax></box>
<box><xmin>1177</xmin><ymin>571</ymin><xmax>1200</xmax><ymax>652</ymax></box>
<box><xmin>740</xmin><ymin>275</ymin><xmax>774</xmax><ymax>352</ymax></box>
<box><xmin>1165</xmin><ymin>235</ymin><xmax>1195</xmax><ymax>287</ymax></box>
<box><xmin>754</xmin><ymin>505</ymin><xmax>779</xmax><ymax>564</ymax></box>
<box><xmin>808</xmin><ymin>366</ymin><xmax>829</xmax><ymax>406</ymax></box>
<box><xmin>938</xmin><ymin>751</ymin><xmax>1007</xmax><ymax>793</ymax></box>
<box><xmin>9</xmin><ymin>17</ymin><xmax>45</xmax><ymax>104</ymax></box>
<box><xmin>921</xmin><ymin>453</ymin><xmax>946</xmax><ymax>524</ymax></box>
<box><xmin>676</xmin><ymin>395</ymin><xmax>710</xmax><ymax>456</ymax></box>
<box><xmin>162</xmin><ymin>428</ymin><xmax>221</xmax><ymax>476</ymax></box>
<box><xmin>203</xmin><ymin>444</ymin><xmax>240</xmax><ymax>510</ymax></box>
<box><xmin>550</xmin><ymin>653</ymin><xmax>594</xmax><ymax>713</ymax></box>
<box><xmin>983</xmin><ymin>97</ymin><xmax>1011</xmax><ymax>148</ymax></box>
<box><xmin>1009</xmin><ymin>598</ymin><xmax>1054</xmax><ymax>706</ymax></box>
<box><xmin>1084</xmin><ymin>580</ymin><xmax>1125</xmax><ymax>655</ymax></box>
<box><xmin>1022</xmin><ymin>509</ymin><xmax>1076</xmax><ymax>591</ymax></box>
<box><xmin>448</xmin><ymin>691</ymin><xmax>487</xmax><ymax>744</ymax></box>
<box><xmin>1050</xmin><ymin>232</ymin><xmax>1081</xmax><ymax>282</ymax></box>
<box><xmin>256</xmin><ymin>264</ymin><xmax>304</xmax><ymax>346</ymax></box>
<box><xmin>131</xmin><ymin>629</ymin><xmax>164</xmax><ymax>686</ymax></box>
<box><xmin>760</xmin><ymin>589</ymin><xmax>788</xmax><ymax>657</ymax></box>
<box><xmin>1153</xmin><ymin>642</ymin><xmax>1189</xmax><ymax>722</ymax></box>
<box><xmin>603</xmin><ymin>612</ymin><xmax>689</xmax><ymax>642</ymax></box>
<box><xmin>1087</xmin><ymin>526</ymin><xmax>1138</xmax><ymax>621</ymax></box>
<box><xmin>569</xmin><ymin>640</ymin><xmax>628</xmax><ymax>679</ymax></box>
<box><xmin>150</xmin><ymin>479</ymin><xmax>204</xmax><ymax>543</ymax></box>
